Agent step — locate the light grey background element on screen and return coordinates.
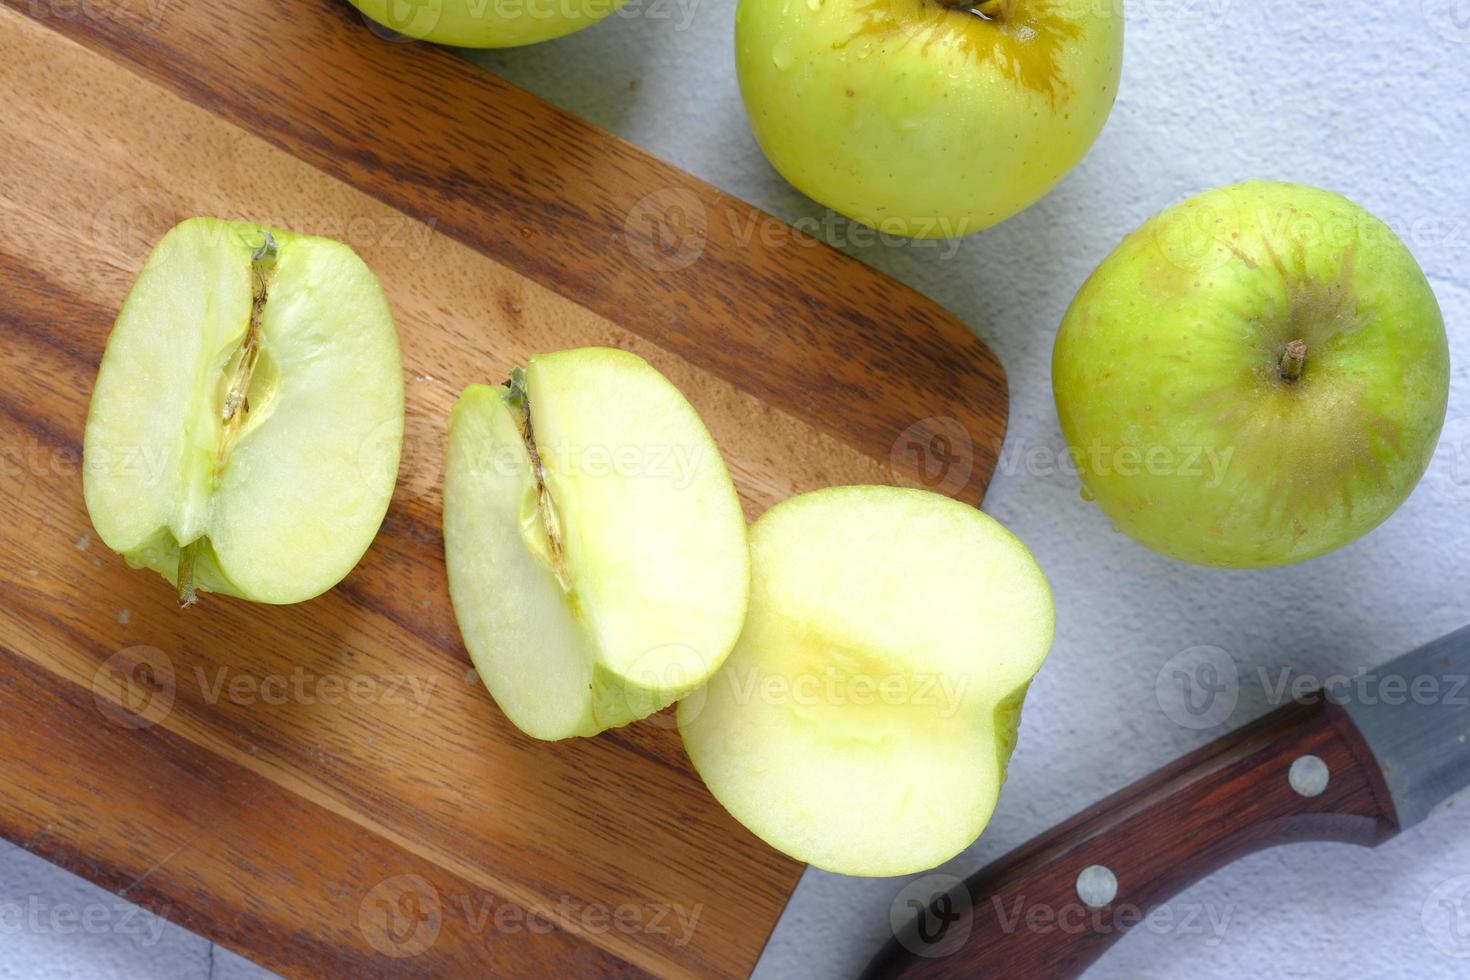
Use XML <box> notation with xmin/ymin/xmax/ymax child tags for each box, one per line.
<box><xmin>5</xmin><ymin>0</ymin><xmax>1469</xmax><ymax>977</ymax></box>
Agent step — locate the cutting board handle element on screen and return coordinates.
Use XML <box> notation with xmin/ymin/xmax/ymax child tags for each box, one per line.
<box><xmin>866</xmin><ymin>696</ymin><xmax>1400</xmax><ymax>979</ymax></box>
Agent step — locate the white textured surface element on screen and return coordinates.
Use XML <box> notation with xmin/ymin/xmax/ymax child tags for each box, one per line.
<box><xmin>5</xmin><ymin>1</ymin><xmax>1468</xmax><ymax>977</ymax></box>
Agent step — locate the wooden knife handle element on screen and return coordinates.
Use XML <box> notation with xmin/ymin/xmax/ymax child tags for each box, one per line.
<box><xmin>866</xmin><ymin>696</ymin><xmax>1400</xmax><ymax>979</ymax></box>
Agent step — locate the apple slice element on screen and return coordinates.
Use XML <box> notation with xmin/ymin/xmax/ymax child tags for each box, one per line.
<box><xmin>679</xmin><ymin>486</ymin><xmax>1053</xmax><ymax>876</ymax></box>
<box><xmin>443</xmin><ymin>348</ymin><xmax>750</xmax><ymax>741</ymax></box>
<box><xmin>83</xmin><ymin>217</ymin><xmax>404</xmax><ymax>606</ymax></box>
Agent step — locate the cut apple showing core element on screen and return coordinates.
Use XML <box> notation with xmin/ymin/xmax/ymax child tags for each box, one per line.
<box><xmin>83</xmin><ymin>217</ymin><xmax>404</xmax><ymax>605</ymax></box>
<box><xmin>443</xmin><ymin>348</ymin><xmax>750</xmax><ymax>741</ymax></box>
<box><xmin>679</xmin><ymin>486</ymin><xmax>1054</xmax><ymax>876</ymax></box>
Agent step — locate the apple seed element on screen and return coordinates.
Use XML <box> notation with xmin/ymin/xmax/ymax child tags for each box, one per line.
<box><xmin>505</xmin><ymin>367</ymin><xmax>571</xmax><ymax>595</ymax></box>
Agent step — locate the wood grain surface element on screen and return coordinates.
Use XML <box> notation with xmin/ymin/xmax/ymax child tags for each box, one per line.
<box><xmin>866</xmin><ymin>697</ymin><xmax>1400</xmax><ymax>979</ymax></box>
<box><xmin>0</xmin><ymin>0</ymin><xmax>1008</xmax><ymax>976</ymax></box>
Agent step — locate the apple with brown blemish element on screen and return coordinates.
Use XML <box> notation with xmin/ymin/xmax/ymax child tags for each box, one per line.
<box><xmin>735</xmin><ymin>0</ymin><xmax>1123</xmax><ymax>237</ymax></box>
<box><xmin>1053</xmin><ymin>182</ymin><xmax>1450</xmax><ymax>567</ymax></box>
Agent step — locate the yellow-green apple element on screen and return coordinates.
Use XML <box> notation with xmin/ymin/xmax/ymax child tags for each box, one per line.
<box><xmin>443</xmin><ymin>348</ymin><xmax>750</xmax><ymax>740</ymax></box>
<box><xmin>349</xmin><ymin>0</ymin><xmax>625</xmax><ymax>48</ymax></box>
<box><xmin>1053</xmin><ymin>181</ymin><xmax>1450</xmax><ymax>568</ymax></box>
<box><xmin>83</xmin><ymin>217</ymin><xmax>404</xmax><ymax>605</ymax></box>
<box><xmin>734</xmin><ymin>0</ymin><xmax>1123</xmax><ymax>238</ymax></box>
<box><xmin>679</xmin><ymin>486</ymin><xmax>1054</xmax><ymax>876</ymax></box>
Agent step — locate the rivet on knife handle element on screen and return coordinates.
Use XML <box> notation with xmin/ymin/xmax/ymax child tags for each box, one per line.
<box><xmin>865</xmin><ymin>696</ymin><xmax>1399</xmax><ymax>980</ymax></box>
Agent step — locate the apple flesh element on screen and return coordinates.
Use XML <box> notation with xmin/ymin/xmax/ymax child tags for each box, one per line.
<box><xmin>83</xmin><ymin>217</ymin><xmax>404</xmax><ymax>605</ymax></box>
<box><xmin>1053</xmin><ymin>181</ymin><xmax>1450</xmax><ymax>568</ymax></box>
<box><xmin>443</xmin><ymin>348</ymin><xmax>750</xmax><ymax>740</ymax></box>
<box><xmin>348</xmin><ymin>0</ymin><xmax>625</xmax><ymax>48</ymax></box>
<box><xmin>678</xmin><ymin>486</ymin><xmax>1053</xmax><ymax>876</ymax></box>
<box><xmin>735</xmin><ymin>0</ymin><xmax>1123</xmax><ymax>237</ymax></box>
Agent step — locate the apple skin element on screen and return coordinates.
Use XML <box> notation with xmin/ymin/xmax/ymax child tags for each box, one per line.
<box><xmin>348</xmin><ymin>0</ymin><xmax>625</xmax><ymax>48</ymax></box>
<box><xmin>1053</xmin><ymin>181</ymin><xmax>1450</xmax><ymax>568</ymax></box>
<box><xmin>735</xmin><ymin>0</ymin><xmax>1123</xmax><ymax>238</ymax></box>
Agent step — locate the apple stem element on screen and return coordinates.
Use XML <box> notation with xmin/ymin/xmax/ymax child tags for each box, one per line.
<box><xmin>1279</xmin><ymin>340</ymin><xmax>1308</xmax><ymax>383</ymax></box>
<box><xmin>177</xmin><ymin>540</ymin><xmax>199</xmax><ymax>609</ymax></box>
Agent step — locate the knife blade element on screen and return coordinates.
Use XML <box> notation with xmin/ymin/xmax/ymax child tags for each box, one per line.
<box><xmin>1343</xmin><ymin>624</ymin><xmax>1470</xmax><ymax>828</ymax></box>
<box><xmin>867</xmin><ymin>625</ymin><xmax>1470</xmax><ymax>979</ymax></box>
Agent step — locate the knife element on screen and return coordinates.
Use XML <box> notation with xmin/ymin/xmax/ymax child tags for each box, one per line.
<box><xmin>867</xmin><ymin>625</ymin><xmax>1470</xmax><ymax>978</ymax></box>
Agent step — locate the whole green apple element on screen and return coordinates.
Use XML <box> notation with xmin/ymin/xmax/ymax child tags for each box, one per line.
<box><xmin>349</xmin><ymin>0</ymin><xmax>625</xmax><ymax>48</ymax></box>
<box><xmin>1053</xmin><ymin>181</ymin><xmax>1450</xmax><ymax>568</ymax></box>
<box><xmin>735</xmin><ymin>0</ymin><xmax>1123</xmax><ymax>238</ymax></box>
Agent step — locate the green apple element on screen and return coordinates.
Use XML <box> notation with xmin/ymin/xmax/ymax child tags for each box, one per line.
<box><xmin>735</xmin><ymin>0</ymin><xmax>1123</xmax><ymax>238</ymax></box>
<box><xmin>1053</xmin><ymin>181</ymin><xmax>1450</xmax><ymax>568</ymax></box>
<box><xmin>348</xmin><ymin>0</ymin><xmax>625</xmax><ymax>48</ymax></box>
<box><xmin>678</xmin><ymin>486</ymin><xmax>1053</xmax><ymax>876</ymax></box>
<box><xmin>83</xmin><ymin>217</ymin><xmax>404</xmax><ymax>605</ymax></box>
<box><xmin>443</xmin><ymin>348</ymin><xmax>750</xmax><ymax>740</ymax></box>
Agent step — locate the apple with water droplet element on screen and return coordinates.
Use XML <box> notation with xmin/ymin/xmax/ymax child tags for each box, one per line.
<box><xmin>1053</xmin><ymin>181</ymin><xmax>1450</xmax><ymax>567</ymax></box>
<box><xmin>735</xmin><ymin>0</ymin><xmax>1123</xmax><ymax>237</ymax></box>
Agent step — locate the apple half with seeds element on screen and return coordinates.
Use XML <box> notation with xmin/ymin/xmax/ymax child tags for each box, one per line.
<box><xmin>83</xmin><ymin>217</ymin><xmax>404</xmax><ymax>606</ymax></box>
<box><xmin>679</xmin><ymin>486</ymin><xmax>1054</xmax><ymax>876</ymax></box>
<box><xmin>443</xmin><ymin>348</ymin><xmax>750</xmax><ymax>740</ymax></box>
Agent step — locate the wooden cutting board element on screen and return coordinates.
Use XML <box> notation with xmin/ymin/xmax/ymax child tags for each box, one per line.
<box><xmin>0</xmin><ymin>0</ymin><xmax>1007</xmax><ymax>976</ymax></box>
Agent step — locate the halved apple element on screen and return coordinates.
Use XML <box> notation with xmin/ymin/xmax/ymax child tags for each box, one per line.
<box><xmin>83</xmin><ymin>217</ymin><xmax>404</xmax><ymax>605</ymax></box>
<box><xmin>679</xmin><ymin>486</ymin><xmax>1053</xmax><ymax>876</ymax></box>
<box><xmin>443</xmin><ymin>348</ymin><xmax>750</xmax><ymax>740</ymax></box>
